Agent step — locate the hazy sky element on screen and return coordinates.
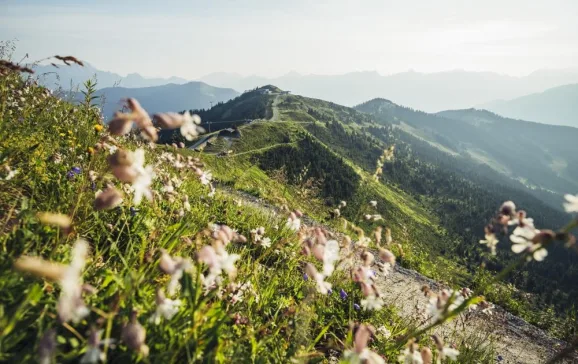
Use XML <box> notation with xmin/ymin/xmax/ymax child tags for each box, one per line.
<box><xmin>1</xmin><ymin>0</ymin><xmax>578</xmax><ymax>79</ymax></box>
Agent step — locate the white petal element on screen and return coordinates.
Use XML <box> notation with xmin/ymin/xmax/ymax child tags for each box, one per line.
<box><xmin>533</xmin><ymin>248</ymin><xmax>548</xmax><ymax>261</ymax></box>
<box><xmin>511</xmin><ymin>242</ymin><xmax>529</xmax><ymax>254</ymax></box>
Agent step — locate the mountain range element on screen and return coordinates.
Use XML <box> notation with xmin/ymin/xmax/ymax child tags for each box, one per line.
<box><xmin>199</xmin><ymin>69</ymin><xmax>578</xmax><ymax>114</ymax></box>
<box><xmin>72</xmin><ymin>82</ymin><xmax>239</xmax><ymax>119</ymax></box>
<box><xmin>481</xmin><ymin>83</ymin><xmax>578</xmax><ymax>128</ymax></box>
<box><xmin>33</xmin><ymin>62</ymin><xmax>188</xmax><ymax>90</ymax></box>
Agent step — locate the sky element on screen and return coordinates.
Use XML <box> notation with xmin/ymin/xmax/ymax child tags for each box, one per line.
<box><xmin>1</xmin><ymin>0</ymin><xmax>578</xmax><ymax>79</ymax></box>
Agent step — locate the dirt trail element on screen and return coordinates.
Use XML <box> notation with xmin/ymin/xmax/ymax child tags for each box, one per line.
<box><xmin>222</xmin><ymin>188</ymin><xmax>575</xmax><ymax>363</ymax></box>
<box><xmin>270</xmin><ymin>94</ymin><xmax>282</xmax><ymax>121</ymax></box>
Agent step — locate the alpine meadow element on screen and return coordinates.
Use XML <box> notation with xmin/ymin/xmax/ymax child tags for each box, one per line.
<box><xmin>1</xmin><ymin>1</ymin><xmax>578</xmax><ymax>363</ymax></box>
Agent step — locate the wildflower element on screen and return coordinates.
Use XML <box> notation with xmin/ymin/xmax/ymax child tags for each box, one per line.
<box><xmin>37</xmin><ymin>212</ymin><xmax>72</xmax><ymax>229</ymax></box>
<box><xmin>432</xmin><ymin>335</ymin><xmax>459</xmax><ymax>362</ymax></box>
<box><xmin>343</xmin><ymin>324</ymin><xmax>385</xmax><ymax>364</ymax></box>
<box><xmin>479</xmin><ymin>229</ymin><xmax>499</xmax><ymax>255</ymax></box>
<box><xmin>80</xmin><ymin>328</ymin><xmax>115</xmax><ymax>364</ymax></box>
<box><xmin>305</xmin><ymin>263</ymin><xmax>332</xmax><ymax>294</ymax></box>
<box><xmin>360</xmin><ymin>294</ymin><xmax>383</xmax><ymax>310</ymax></box>
<box><xmin>508</xmin><ymin>210</ymin><xmax>534</xmax><ymax>228</ymax></box>
<box><xmin>478</xmin><ymin>300</ymin><xmax>495</xmax><ymax>315</ymax></box>
<box><xmin>427</xmin><ymin>289</ymin><xmax>464</xmax><ymax>323</ymax></box>
<box><xmin>384</xmin><ymin>228</ymin><xmax>392</xmax><ymax>245</ymax></box>
<box><xmin>15</xmin><ymin>239</ymin><xmax>91</xmax><ymax>323</ymax></box>
<box><xmin>420</xmin><ymin>348</ymin><xmax>432</xmax><ymax>364</ymax></box>
<box><xmin>122</xmin><ymin>312</ymin><xmax>149</xmax><ymax>357</ymax></box>
<box><xmin>149</xmin><ymin>289</ymin><xmax>181</xmax><ymax>325</ymax></box>
<box><xmin>286</xmin><ymin>212</ymin><xmax>301</xmax><ymax>231</ymax></box>
<box><xmin>197</xmin><ymin>242</ymin><xmax>240</xmax><ymax>288</ymax></box>
<box><xmin>510</xmin><ymin>226</ymin><xmax>548</xmax><ymax>261</ymax></box>
<box><xmin>361</xmin><ymin>251</ymin><xmax>375</xmax><ymax>267</ymax></box>
<box><xmin>398</xmin><ymin>340</ymin><xmax>424</xmax><ymax>364</ymax></box>
<box><xmin>183</xmin><ymin>195</ymin><xmax>191</xmax><ymax>211</ymax></box>
<box><xmin>109</xmin><ymin>149</ymin><xmax>154</xmax><ymax>205</ymax></box>
<box><xmin>339</xmin><ymin>200</ymin><xmax>347</xmax><ymax>208</ymax></box>
<box><xmin>378</xmin><ymin>248</ymin><xmax>395</xmax><ymax>265</ymax></box>
<box><xmin>200</xmin><ymin>171</ymin><xmax>212</xmax><ymax>185</ymax></box>
<box><xmin>159</xmin><ymin>250</ymin><xmax>192</xmax><ymax>296</ymax></box>
<box><xmin>369</xmin><ymin>200</ymin><xmax>377</xmax><ymax>207</ymax></box>
<box><xmin>353</xmin><ymin>303</ymin><xmax>361</xmax><ymax>310</ymax></box>
<box><xmin>322</xmin><ymin>239</ymin><xmax>340</xmax><ymax>276</ymax></box>
<box><xmin>563</xmin><ymin>194</ymin><xmax>578</xmax><ymax>213</ymax></box>
<box><xmin>38</xmin><ymin>329</ymin><xmax>56</xmax><ymax>364</ymax></box>
<box><xmin>1</xmin><ymin>165</ymin><xmax>19</xmax><ymax>180</ymax></box>
<box><xmin>303</xmin><ymin>273</ymin><xmax>309</xmax><ymax>281</ymax></box>
<box><xmin>340</xmin><ymin>288</ymin><xmax>348</xmax><ymax>300</ymax></box>
<box><xmin>376</xmin><ymin>326</ymin><xmax>391</xmax><ymax>339</ymax></box>
<box><xmin>94</xmin><ymin>124</ymin><xmax>104</xmax><ymax>132</ymax></box>
<box><xmin>261</xmin><ymin>237</ymin><xmax>272</xmax><ymax>248</ymax></box>
<box><xmin>94</xmin><ymin>187</ymin><xmax>123</xmax><ymax>210</ymax></box>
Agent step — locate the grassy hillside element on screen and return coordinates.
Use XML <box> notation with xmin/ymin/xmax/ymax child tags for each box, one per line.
<box><xmin>1</xmin><ymin>61</ymin><xmax>577</xmax><ymax>364</ymax></box>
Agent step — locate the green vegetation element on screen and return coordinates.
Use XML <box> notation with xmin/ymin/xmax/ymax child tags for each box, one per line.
<box><xmin>0</xmin><ymin>62</ymin><xmax>506</xmax><ymax>363</ymax></box>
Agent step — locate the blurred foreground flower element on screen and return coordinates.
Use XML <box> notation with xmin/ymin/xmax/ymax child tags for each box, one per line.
<box><xmin>14</xmin><ymin>239</ymin><xmax>90</xmax><ymax>323</ymax></box>
<box><xmin>37</xmin><ymin>212</ymin><xmax>72</xmax><ymax>229</ymax></box>
<box><xmin>122</xmin><ymin>312</ymin><xmax>149</xmax><ymax>357</ymax></box>
<box><xmin>149</xmin><ymin>289</ymin><xmax>181</xmax><ymax>325</ymax></box>
<box><xmin>343</xmin><ymin>324</ymin><xmax>385</xmax><ymax>364</ymax></box>
<box><xmin>563</xmin><ymin>193</ymin><xmax>578</xmax><ymax>213</ymax></box>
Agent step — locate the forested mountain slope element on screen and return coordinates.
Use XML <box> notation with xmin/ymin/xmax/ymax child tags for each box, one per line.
<box><xmin>355</xmin><ymin>99</ymin><xmax>578</xmax><ymax>209</ymax></box>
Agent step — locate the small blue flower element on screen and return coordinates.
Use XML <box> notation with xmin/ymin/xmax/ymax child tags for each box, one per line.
<box><xmin>497</xmin><ymin>355</ymin><xmax>503</xmax><ymax>362</ymax></box>
<box><xmin>353</xmin><ymin>303</ymin><xmax>361</xmax><ymax>310</ymax></box>
<box><xmin>71</xmin><ymin>167</ymin><xmax>82</xmax><ymax>174</ymax></box>
<box><xmin>327</xmin><ymin>288</ymin><xmax>333</xmax><ymax>294</ymax></box>
<box><xmin>91</xmin><ymin>182</ymin><xmax>96</xmax><ymax>191</ymax></box>
<box><xmin>340</xmin><ymin>289</ymin><xmax>348</xmax><ymax>300</ymax></box>
<box><xmin>66</xmin><ymin>171</ymin><xmax>76</xmax><ymax>179</ymax></box>
<box><xmin>130</xmin><ymin>207</ymin><xmax>138</xmax><ymax>216</ymax></box>
<box><xmin>303</xmin><ymin>273</ymin><xmax>309</xmax><ymax>281</ymax></box>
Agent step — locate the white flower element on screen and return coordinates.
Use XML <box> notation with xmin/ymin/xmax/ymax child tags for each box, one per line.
<box><xmin>80</xmin><ymin>329</ymin><xmax>115</xmax><ymax>364</ymax></box>
<box><xmin>149</xmin><ymin>290</ymin><xmax>181</xmax><ymax>325</ymax></box>
<box><xmin>132</xmin><ymin>166</ymin><xmax>154</xmax><ymax>205</ymax></box>
<box><xmin>306</xmin><ymin>263</ymin><xmax>332</xmax><ymax>294</ymax></box>
<box><xmin>361</xmin><ymin>295</ymin><xmax>383</xmax><ymax>310</ymax></box>
<box><xmin>180</xmin><ymin>112</ymin><xmax>204</xmax><ymax>141</ymax></box>
<box><xmin>510</xmin><ymin>226</ymin><xmax>548</xmax><ymax>261</ymax></box>
<box><xmin>1</xmin><ymin>167</ymin><xmax>19</xmax><ymax>180</ymax></box>
<box><xmin>322</xmin><ymin>240</ymin><xmax>340</xmax><ymax>276</ymax></box>
<box><xmin>106</xmin><ymin>144</ymin><xmax>118</xmax><ymax>155</ymax></box>
<box><xmin>442</xmin><ymin>347</ymin><xmax>460</xmax><ymax>361</ymax></box>
<box><xmin>479</xmin><ymin>233</ymin><xmax>499</xmax><ymax>255</ymax></box>
<box><xmin>261</xmin><ymin>237</ymin><xmax>272</xmax><ymax>248</ymax></box>
<box><xmin>563</xmin><ymin>194</ymin><xmax>578</xmax><ymax>213</ymax></box>
<box><xmin>427</xmin><ymin>289</ymin><xmax>464</xmax><ymax>323</ymax></box>
<box><xmin>376</xmin><ymin>326</ymin><xmax>391</xmax><ymax>339</ymax></box>
<box><xmin>159</xmin><ymin>250</ymin><xmax>192</xmax><ymax>296</ymax></box>
<box><xmin>200</xmin><ymin>171</ymin><xmax>212</xmax><ymax>185</ymax></box>
<box><xmin>286</xmin><ymin>217</ymin><xmax>301</xmax><ymax>231</ymax></box>
<box><xmin>58</xmin><ymin>239</ymin><xmax>90</xmax><ymax>323</ymax></box>
<box><xmin>398</xmin><ymin>348</ymin><xmax>423</xmax><ymax>364</ymax></box>
<box><xmin>369</xmin><ymin>200</ymin><xmax>377</xmax><ymax>207</ymax></box>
